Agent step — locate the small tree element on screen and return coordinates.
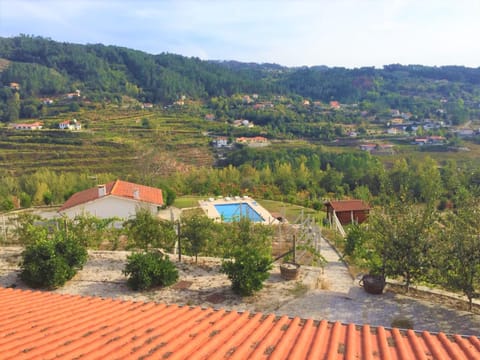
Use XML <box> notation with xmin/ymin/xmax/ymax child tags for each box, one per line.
<box><xmin>344</xmin><ymin>223</ymin><xmax>366</xmax><ymax>257</ymax></box>
<box><xmin>365</xmin><ymin>198</ymin><xmax>438</xmax><ymax>291</ymax></box>
<box><xmin>20</xmin><ymin>233</ymin><xmax>87</xmax><ymax>289</ymax></box>
<box><xmin>14</xmin><ymin>212</ymin><xmax>48</xmax><ymax>246</ymax></box>
<box><xmin>181</xmin><ymin>214</ymin><xmax>215</xmax><ymax>263</ymax></box>
<box><xmin>123</xmin><ymin>252</ymin><xmax>178</xmax><ymax>291</ymax></box>
<box><xmin>123</xmin><ymin>208</ymin><xmax>176</xmax><ymax>251</ymax></box>
<box><xmin>68</xmin><ymin>213</ymin><xmax>118</xmax><ymax>249</ymax></box>
<box><xmin>436</xmin><ymin>195</ymin><xmax>480</xmax><ymax>310</ymax></box>
<box><xmin>221</xmin><ymin>218</ymin><xmax>273</xmax><ymax>296</ymax></box>
<box><xmin>221</xmin><ymin>247</ymin><xmax>272</xmax><ymax>296</ymax></box>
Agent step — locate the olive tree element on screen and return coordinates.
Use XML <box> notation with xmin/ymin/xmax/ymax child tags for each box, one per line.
<box><xmin>180</xmin><ymin>214</ymin><xmax>215</xmax><ymax>263</ymax></box>
<box><xmin>365</xmin><ymin>198</ymin><xmax>438</xmax><ymax>292</ymax></box>
<box><xmin>435</xmin><ymin>194</ymin><xmax>480</xmax><ymax>310</ymax></box>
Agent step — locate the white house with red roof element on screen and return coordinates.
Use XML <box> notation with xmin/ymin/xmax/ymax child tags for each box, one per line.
<box><xmin>59</xmin><ymin>180</ymin><xmax>163</xmax><ymax>220</ymax></box>
<box><xmin>12</xmin><ymin>121</ymin><xmax>43</xmax><ymax>130</ymax></box>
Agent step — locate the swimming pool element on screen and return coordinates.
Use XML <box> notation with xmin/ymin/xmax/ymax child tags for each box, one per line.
<box><xmin>214</xmin><ymin>202</ymin><xmax>265</xmax><ymax>222</ymax></box>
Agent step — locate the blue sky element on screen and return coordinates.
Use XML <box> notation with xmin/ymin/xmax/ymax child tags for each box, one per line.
<box><xmin>1</xmin><ymin>0</ymin><xmax>479</xmax><ymax>68</ymax></box>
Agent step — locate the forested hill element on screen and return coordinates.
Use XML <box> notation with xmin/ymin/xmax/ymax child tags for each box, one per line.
<box><xmin>1</xmin><ymin>34</ymin><xmax>480</xmax><ymax>108</ymax></box>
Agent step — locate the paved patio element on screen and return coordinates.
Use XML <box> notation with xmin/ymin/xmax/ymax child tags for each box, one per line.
<box><xmin>276</xmin><ymin>236</ymin><xmax>480</xmax><ymax>336</ymax></box>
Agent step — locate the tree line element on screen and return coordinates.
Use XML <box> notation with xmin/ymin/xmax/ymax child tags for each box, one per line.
<box><xmin>0</xmin><ymin>148</ymin><xmax>475</xmax><ymax>215</ymax></box>
<box><xmin>1</xmin><ymin>35</ymin><xmax>480</xmax><ymax>123</ymax></box>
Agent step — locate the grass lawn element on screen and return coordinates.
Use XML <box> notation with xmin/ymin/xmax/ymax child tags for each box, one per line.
<box><xmin>172</xmin><ymin>195</ymin><xmax>205</xmax><ymax>209</ymax></box>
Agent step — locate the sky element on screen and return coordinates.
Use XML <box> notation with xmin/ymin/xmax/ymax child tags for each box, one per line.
<box><xmin>1</xmin><ymin>0</ymin><xmax>479</xmax><ymax>68</ymax></box>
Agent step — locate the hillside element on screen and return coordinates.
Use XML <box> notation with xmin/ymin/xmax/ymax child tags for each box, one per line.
<box><xmin>0</xmin><ymin>106</ymin><xmax>215</xmax><ymax>177</ymax></box>
<box><xmin>2</xmin><ymin>35</ymin><xmax>480</xmax><ymax>211</ymax></box>
<box><xmin>0</xmin><ymin>35</ymin><xmax>480</xmax><ymax>117</ymax></box>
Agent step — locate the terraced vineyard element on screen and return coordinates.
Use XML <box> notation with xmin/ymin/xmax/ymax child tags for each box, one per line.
<box><xmin>0</xmin><ymin>106</ymin><xmax>215</xmax><ymax>177</ymax></box>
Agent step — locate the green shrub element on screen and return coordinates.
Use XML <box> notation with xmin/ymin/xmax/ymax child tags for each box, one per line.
<box><xmin>123</xmin><ymin>252</ymin><xmax>178</xmax><ymax>291</ymax></box>
<box><xmin>221</xmin><ymin>247</ymin><xmax>272</xmax><ymax>297</ymax></box>
<box><xmin>20</xmin><ymin>235</ymin><xmax>87</xmax><ymax>289</ymax></box>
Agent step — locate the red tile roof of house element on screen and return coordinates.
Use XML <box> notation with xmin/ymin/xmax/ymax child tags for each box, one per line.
<box><xmin>325</xmin><ymin>200</ymin><xmax>370</xmax><ymax>212</ymax></box>
<box><xmin>59</xmin><ymin>179</ymin><xmax>163</xmax><ymax>212</ymax></box>
<box><xmin>0</xmin><ymin>287</ymin><xmax>478</xmax><ymax>359</ymax></box>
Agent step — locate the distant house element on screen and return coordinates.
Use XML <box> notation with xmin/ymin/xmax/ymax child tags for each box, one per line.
<box><xmin>457</xmin><ymin>129</ymin><xmax>475</xmax><ymax>137</ymax></box>
<box><xmin>386</xmin><ymin>127</ymin><xmax>403</xmax><ymax>135</ymax></box>
<box><xmin>204</xmin><ymin>113</ymin><xmax>215</xmax><ymax>121</ymax></box>
<box><xmin>13</xmin><ymin>121</ymin><xmax>43</xmax><ymax>130</ymax></box>
<box><xmin>414</xmin><ymin>138</ymin><xmax>429</xmax><ymax>145</ymax></box>
<box><xmin>142</xmin><ymin>103</ymin><xmax>153</xmax><ymax>109</ymax></box>
<box><xmin>59</xmin><ymin>179</ymin><xmax>163</xmax><ymax>220</ymax></box>
<box><xmin>232</xmin><ymin>119</ymin><xmax>253</xmax><ymax>128</ymax></box>
<box><xmin>212</xmin><ymin>137</ymin><xmax>229</xmax><ymax>148</ymax></box>
<box><xmin>253</xmin><ymin>102</ymin><xmax>273</xmax><ymax>110</ymax></box>
<box><xmin>235</xmin><ymin>136</ymin><xmax>269</xmax><ymax>146</ymax></box>
<box><xmin>325</xmin><ymin>199</ymin><xmax>370</xmax><ymax>225</ymax></box>
<box><xmin>428</xmin><ymin>135</ymin><xmax>446</xmax><ymax>144</ymax></box>
<box><xmin>9</xmin><ymin>82</ymin><xmax>20</xmax><ymax>91</ymax></box>
<box><xmin>59</xmin><ymin>119</ymin><xmax>81</xmax><ymax>130</ymax></box>
<box><xmin>66</xmin><ymin>89</ymin><xmax>81</xmax><ymax>99</ymax></box>
<box><xmin>42</xmin><ymin>98</ymin><xmax>54</xmax><ymax>105</ymax></box>
<box><xmin>329</xmin><ymin>101</ymin><xmax>340</xmax><ymax>109</ymax></box>
<box><xmin>359</xmin><ymin>143</ymin><xmax>377</xmax><ymax>152</ymax></box>
<box><xmin>242</xmin><ymin>95</ymin><xmax>252</xmax><ymax>104</ymax></box>
<box><xmin>371</xmin><ymin>144</ymin><xmax>395</xmax><ymax>155</ymax></box>
<box><xmin>414</xmin><ymin>136</ymin><xmax>446</xmax><ymax>146</ymax></box>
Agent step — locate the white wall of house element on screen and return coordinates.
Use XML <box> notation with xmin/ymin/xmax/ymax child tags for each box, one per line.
<box><xmin>60</xmin><ymin>195</ymin><xmax>159</xmax><ymax>220</ymax></box>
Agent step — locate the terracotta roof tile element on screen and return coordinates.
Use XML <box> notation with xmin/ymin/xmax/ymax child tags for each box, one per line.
<box><xmin>59</xmin><ymin>179</ymin><xmax>163</xmax><ymax>212</ymax></box>
<box><xmin>0</xmin><ymin>288</ymin><xmax>479</xmax><ymax>359</ymax></box>
<box><xmin>325</xmin><ymin>200</ymin><xmax>370</xmax><ymax>212</ymax></box>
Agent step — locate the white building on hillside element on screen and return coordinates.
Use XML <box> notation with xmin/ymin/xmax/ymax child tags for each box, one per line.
<box><xmin>59</xmin><ymin>180</ymin><xmax>163</xmax><ymax>220</ymax></box>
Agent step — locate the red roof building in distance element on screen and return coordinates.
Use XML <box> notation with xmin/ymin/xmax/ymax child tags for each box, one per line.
<box><xmin>0</xmin><ymin>288</ymin><xmax>478</xmax><ymax>359</ymax></box>
<box><xmin>59</xmin><ymin>179</ymin><xmax>163</xmax><ymax>220</ymax></box>
<box><xmin>325</xmin><ymin>199</ymin><xmax>371</xmax><ymax>225</ymax></box>
<box><xmin>330</xmin><ymin>100</ymin><xmax>341</xmax><ymax>109</ymax></box>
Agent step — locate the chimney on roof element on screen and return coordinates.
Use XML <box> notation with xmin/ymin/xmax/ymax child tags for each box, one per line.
<box><xmin>133</xmin><ymin>188</ymin><xmax>140</xmax><ymax>200</ymax></box>
<box><xmin>98</xmin><ymin>185</ymin><xmax>106</xmax><ymax>197</ymax></box>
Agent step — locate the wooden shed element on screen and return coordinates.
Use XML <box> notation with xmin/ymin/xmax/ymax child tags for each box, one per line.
<box><xmin>325</xmin><ymin>199</ymin><xmax>370</xmax><ymax>225</ymax></box>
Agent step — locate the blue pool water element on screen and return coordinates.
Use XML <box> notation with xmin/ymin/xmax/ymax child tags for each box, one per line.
<box><xmin>214</xmin><ymin>202</ymin><xmax>264</xmax><ymax>222</ymax></box>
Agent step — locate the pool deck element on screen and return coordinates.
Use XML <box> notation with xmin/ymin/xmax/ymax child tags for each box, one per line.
<box><xmin>198</xmin><ymin>196</ymin><xmax>279</xmax><ymax>225</ymax></box>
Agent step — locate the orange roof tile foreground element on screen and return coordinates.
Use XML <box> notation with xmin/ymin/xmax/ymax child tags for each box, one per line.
<box><xmin>1</xmin><ymin>288</ymin><xmax>479</xmax><ymax>359</ymax></box>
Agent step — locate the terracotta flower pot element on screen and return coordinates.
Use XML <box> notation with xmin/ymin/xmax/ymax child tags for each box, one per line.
<box><xmin>280</xmin><ymin>262</ymin><xmax>300</xmax><ymax>280</ymax></box>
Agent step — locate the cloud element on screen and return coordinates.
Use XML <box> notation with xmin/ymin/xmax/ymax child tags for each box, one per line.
<box><xmin>0</xmin><ymin>0</ymin><xmax>479</xmax><ymax>67</ymax></box>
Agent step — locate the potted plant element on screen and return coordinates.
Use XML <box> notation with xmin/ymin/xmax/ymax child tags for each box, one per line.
<box><xmin>359</xmin><ymin>273</ymin><xmax>386</xmax><ymax>294</ymax></box>
<box><xmin>280</xmin><ymin>260</ymin><xmax>301</xmax><ymax>280</ymax></box>
<box><xmin>358</xmin><ymin>249</ymin><xmax>386</xmax><ymax>294</ymax></box>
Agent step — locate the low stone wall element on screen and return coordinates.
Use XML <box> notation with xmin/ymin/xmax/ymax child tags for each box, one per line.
<box><xmin>386</xmin><ymin>281</ymin><xmax>480</xmax><ymax>315</ymax></box>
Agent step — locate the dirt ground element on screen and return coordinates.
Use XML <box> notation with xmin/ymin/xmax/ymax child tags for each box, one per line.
<box><xmin>0</xmin><ymin>247</ymin><xmax>323</xmax><ymax>315</ymax></box>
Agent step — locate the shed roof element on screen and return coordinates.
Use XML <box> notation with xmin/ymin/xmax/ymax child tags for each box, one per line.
<box><xmin>59</xmin><ymin>179</ymin><xmax>163</xmax><ymax>212</ymax></box>
<box><xmin>0</xmin><ymin>287</ymin><xmax>478</xmax><ymax>359</ymax></box>
<box><xmin>325</xmin><ymin>200</ymin><xmax>370</xmax><ymax>212</ymax></box>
